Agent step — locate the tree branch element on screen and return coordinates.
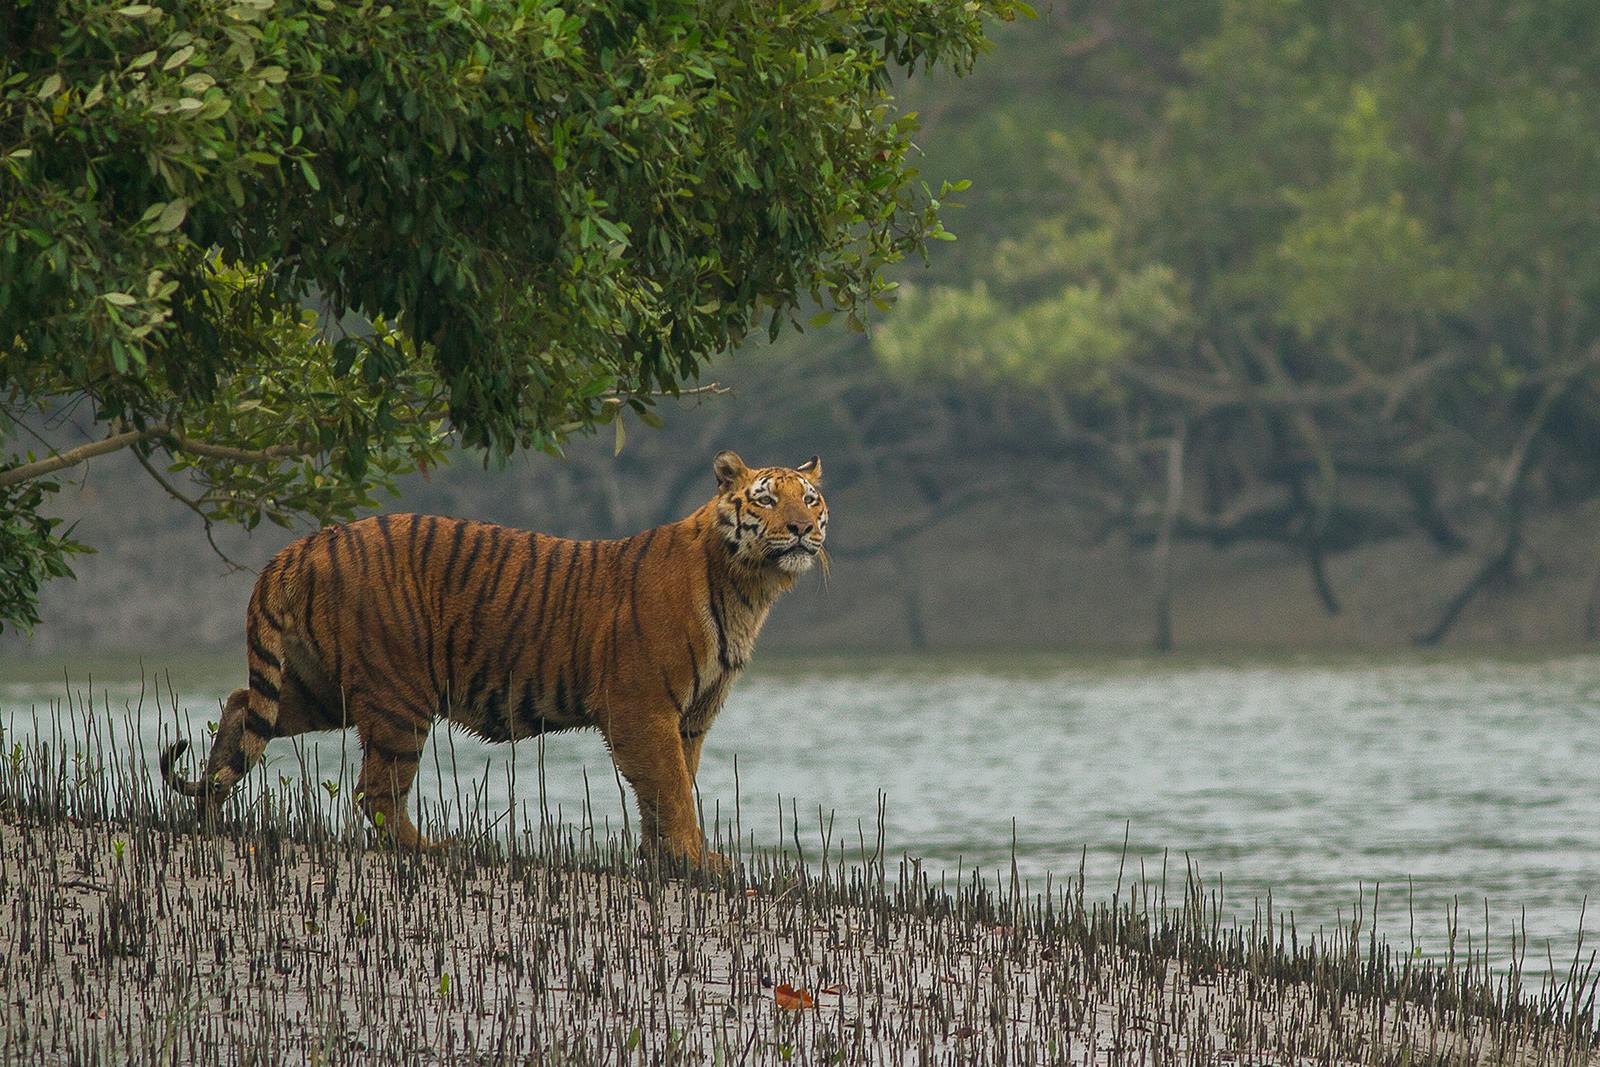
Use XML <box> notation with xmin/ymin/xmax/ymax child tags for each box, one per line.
<box><xmin>1415</xmin><ymin>375</ymin><xmax>1574</xmax><ymax>646</ymax></box>
<box><xmin>165</xmin><ymin>434</ymin><xmax>309</xmax><ymax>465</ymax></box>
<box><xmin>0</xmin><ymin>428</ymin><xmax>148</xmax><ymax>488</ymax></box>
<box><xmin>1</xmin><ymin>424</ymin><xmax>316</xmax><ymax>489</ymax></box>
<box><xmin>130</xmin><ymin>448</ymin><xmax>254</xmax><ymax>575</ymax></box>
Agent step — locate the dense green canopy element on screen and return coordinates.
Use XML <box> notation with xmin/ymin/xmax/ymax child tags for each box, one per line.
<box><xmin>878</xmin><ymin>0</ymin><xmax>1600</xmax><ymax>643</ymax></box>
<box><xmin>0</xmin><ymin>0</ymin><xmax>1024</xmax><ymax>631</ymax></box>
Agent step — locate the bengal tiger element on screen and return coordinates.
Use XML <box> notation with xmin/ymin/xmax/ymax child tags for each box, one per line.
<box><xmin>159</xmin><ymin>451</ymin><xmax>827</xmax><ymax>867</ymax></box>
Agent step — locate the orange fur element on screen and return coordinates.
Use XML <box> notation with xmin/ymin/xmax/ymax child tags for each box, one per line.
<box><xmin>160</xmin><ymin>452</ymin><xmax>827</xmax><ymax>866</ymax></box>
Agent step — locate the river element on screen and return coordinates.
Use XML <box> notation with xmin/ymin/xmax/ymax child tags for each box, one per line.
<box><xmin>3</xmin><ymin>651</ymin><xmax>1596</xmax><ymax>976</ymax></box>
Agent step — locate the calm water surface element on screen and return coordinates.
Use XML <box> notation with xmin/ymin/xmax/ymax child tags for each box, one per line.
<box><xmin>3</xmin><ymin>653</ymin><xmax>1597</xmax><ymax>974</ymax></box>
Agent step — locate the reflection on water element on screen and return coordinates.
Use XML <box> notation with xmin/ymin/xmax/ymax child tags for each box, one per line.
<box><xmin>3</xmin><ymin>653</ymin><xmax>1597</xmax><ymax>974</ymax></box>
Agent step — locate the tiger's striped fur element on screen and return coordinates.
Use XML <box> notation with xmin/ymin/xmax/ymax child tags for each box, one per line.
<box><xmin>159</xmin><ymin>451</ymin><xmax>827</xmax><ymax>865</ymax></box>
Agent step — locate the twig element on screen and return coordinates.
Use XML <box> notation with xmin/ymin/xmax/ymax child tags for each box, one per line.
<box><xmin>129</xmin><ymin>447</ymin><xmax>254</xmax><ymax>575</ymax></box>
<box><xmin>164</xmin><ymin>434</ymin><xmax>309</xmax><ymax>465</ymax></box>
<box><xmin>603</xmin><ymin>382</ymin><xmax>732</xmax><ymax>406</ymax></box>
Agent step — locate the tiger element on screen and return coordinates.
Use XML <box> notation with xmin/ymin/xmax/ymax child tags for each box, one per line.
<box><xmin>159</xmin><ymin>451</ymin><xmax>827</xmax><ymax>867</ymax></box>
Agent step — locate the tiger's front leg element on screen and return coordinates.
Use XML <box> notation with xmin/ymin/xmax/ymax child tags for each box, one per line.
<box><xmin>354</xmin><ymin>707</ymin><xmax>435</xmax><ymax>850</ymax></box>
<box><xmin>607</xmin><ymin>708</ymin><xmax>725</xmax><ymax>871</ymax></box>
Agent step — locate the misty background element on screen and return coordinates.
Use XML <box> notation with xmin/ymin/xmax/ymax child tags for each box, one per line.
<box><xmin>9</xmin><ymin>3</ymin><xmax>1600</xmax><ymax>659</ymax></box>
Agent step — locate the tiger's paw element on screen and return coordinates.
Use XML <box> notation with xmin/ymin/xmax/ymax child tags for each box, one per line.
<box><xmin>645</xmin><ymin>838</ymin><xmax>732</xmax><ymax>877</ymax></box>
<box><xmin>698</xmin><ymin>849</ymin><xmax>732</xmax><ymax>875</ymax></box>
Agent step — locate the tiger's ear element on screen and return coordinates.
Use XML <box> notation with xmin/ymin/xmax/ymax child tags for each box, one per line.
<box><xmin>795</xmin><ymin>455</ymin><xmax>822</xmax><ymax>482</ymax></box>
<box><xmin>712</xmin><ymin>450</ymin><xmax>749</xmax><ymax>488</ymax></box>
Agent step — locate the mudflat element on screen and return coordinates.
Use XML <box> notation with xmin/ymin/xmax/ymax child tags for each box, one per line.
<box><xmin>3</xmin><ymin>805</ymin><xmax>1597</xmax><ymax>1065</ymax></box>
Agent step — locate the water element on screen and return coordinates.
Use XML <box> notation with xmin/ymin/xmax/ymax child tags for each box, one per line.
<box><xmin>4</xmin><ymin>652</ymin><xmax>1597</xmax><ymax>975</ymax></box>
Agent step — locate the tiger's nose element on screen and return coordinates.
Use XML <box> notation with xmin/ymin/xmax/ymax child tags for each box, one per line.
<box><xmin>787</xmin><ymin>520</ymin><xmax>814</xmax><ymax>537</ymax></box>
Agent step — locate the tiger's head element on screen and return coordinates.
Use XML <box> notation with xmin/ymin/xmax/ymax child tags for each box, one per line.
<box><xmin>712</xmin><ymin>451</ymin><xmax>828</xmax><ymax>575</ymax></box>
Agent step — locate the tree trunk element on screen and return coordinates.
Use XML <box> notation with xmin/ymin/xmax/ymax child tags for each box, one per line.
<box><xmin>1152</xmin><ymin>424</ymin><xmax>1186</xmax><ymax>653</ymax></box>
<box><xmin>1416</xmin><ymin>378</ymin><xmax>1568</xmax><ymax>646</ymax></box>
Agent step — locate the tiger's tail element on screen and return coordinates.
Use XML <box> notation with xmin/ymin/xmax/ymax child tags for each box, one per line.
<box><xmin>158</xmin><ymin>738</ymin><xmax>216</xmax><ymax>799</ymax></box>
<box><xmin>159</xmin><ymin>687</ymin><xmax>252</xmax><ymax>811</ymax></box>
<box><xmin>160</xmin><ymin>557</ymin><xmax>294</xmax><ymax>814</ymax></box>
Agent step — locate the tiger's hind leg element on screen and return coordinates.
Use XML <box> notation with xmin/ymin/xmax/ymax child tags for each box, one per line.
<box><xmin>354</xmin><ymin>709</ymin><xmax>434</xmax><ymax>849</ymax></box>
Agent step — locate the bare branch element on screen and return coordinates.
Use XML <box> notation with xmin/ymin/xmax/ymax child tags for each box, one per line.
<box><xmin>0</xmin><ymin>428</ymin><xmax>149</xmax><ymax>488</ymax></box>
<box><xmin>602</xmin><ymin>381</ymin><xmax>733</xmax><ymax>411</ymax></box>
<box><xmin>1</xmin><ymin>422</ymin><xmax>317</xmax><ymax>489</ymax></box>
<box><xmin>166</xmin><ymin>434</ymin><xmax>310</xmax><ymax>465</ymax></box>
<box><xmin>668</xmin><ymin>382</ymin><xmax>732</xmax><ymax>398</ymax></box>
<box><xmin>1416</xmin><ymin>373</ymin><xmax>1578</xmax><ymax>645</ymax></box>
<box><xmin>1115</xmin><ymin>365</ymin><xmax>1371</xmax><ymax>412</ymax></box>
<box><xmin>129</xmin><ymin>448</ymin><xmax>254</xmax><ymax>575</ymax></box>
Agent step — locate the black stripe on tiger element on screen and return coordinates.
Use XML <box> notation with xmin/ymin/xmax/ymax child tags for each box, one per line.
<box><xmin>248</xmin><ymin>635</ymin><xmax>280</xmax><ymax>670</ymax></box>
<box><xmin>244</xmin><ymin>708</ymin><xmax>275</xmax><ymax>738</ymax></box>
<box><xmin>375</xmin><ymin>512</ymin><xmax>399</xmax><ymax>574</ymax></box>
<box><xmin>558</xmin><ymin>541</ymin><xmax>589</xmax><ymax>704</ymax></box>
<box><xmin>703</xmin><ymin>549</ymin><xmax>730</xmax><ymax>670</ymax></box>
<box><xmin>248</xmin><ymin>669</ymin><xmax>279</xmax><ymax>704</ymax></box>
<box><xmin>515</xmin><ymin>680</ymin><xmax>543</xmax><ymax>735</ymax></box>
<box><xmin>479</xmin><ymin>686</ymin><xmax>510</xmax><ymax>743</ymax></box>
<box><xmin>363</xmin><ymin>738</ymin><xmax>421</xmax><ymax>765</ymax></box>
<box><xmin>299</xmin><ymin>562</ymin><xmax>326</xmax><ymax>664</ymax></box>
<box><xmin>439</xmin><ymin>519</ymin><xmax>468</xmax><ymax>594</ymax></box>
<box><xmin>552</xmin><ymin>676</ymin><xmax>569</xmax><ymax>722</ymax></box>
<box><xmin>415</xmin><ymin>515</ymin><xmax>441</xmax><ymax>577</ymax></box>
<box><xmin>628</xmin><ymin>528</ymin><xmax>659</xmax><ymax>641</ymax></box>
<box><xmin>662</xmin><ymin>669</ymin><xmax>684</xmax><ymax>713</ymax></box>
<box><xmin>462</xmin><ymin>660</ymin><xmax>494</xmax><ymax>719</ymax></box>
<box><xmin>285</xmin><ymin>669</ymin><xmax>342</xmax><ymax>728</ymax></box>
<box><xmin>454</xmin><ymin>525</ymin><xmax>490</xmax><ymax>593</ymax></box>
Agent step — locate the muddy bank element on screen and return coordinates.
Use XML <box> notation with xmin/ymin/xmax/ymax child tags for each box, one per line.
<box><xmin>1</xmin><ymin>714</ymin><xmax>1597</xmax><ymax>1065</ymax></box>
<box><xmin>7</xmin><ymin>433</ymin><xmax>1600</xmax><ymax>658</ymax></box>
<box><xmin>9</xmin><ymin>820</ymin><xmax>1600</xmax><ymax>1065</ymax></box>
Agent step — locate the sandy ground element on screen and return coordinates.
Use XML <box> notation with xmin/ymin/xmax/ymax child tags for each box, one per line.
<box><xmin>2</xmin><ymin>809</ymin><xmax>1596</xmax><ymax>1066</ymax></box>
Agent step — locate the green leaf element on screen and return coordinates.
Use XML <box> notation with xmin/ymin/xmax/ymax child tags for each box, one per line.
<box><xmin>151</xmin><ymin>199</ymin><xmax>188</xmax><ymax>233</ymax></box>
<box><xmin>0</xmin><ymin>0</ymin><xmax>1004</xmax><ymax>632</ymax></box>
<box><xmin>593</xmin><ymin>216</ymin><xmax>629</xmax><ymax>245</ymax></box>
<box><xmin>163</xmin><ymin>45</ymin><xmax>196</xmax><ymax>71</ymax></box>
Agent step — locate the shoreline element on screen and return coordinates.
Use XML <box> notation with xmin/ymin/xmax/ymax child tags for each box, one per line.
<box><xmin>10</xmin><ymin>439</ymin><xmax>1600</xmax><ymax>660</ymax></box>
<box><xmin>6</xmin><ymin>643</ymin><xmax>1600</xmax><ymax>687</ymax></box>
